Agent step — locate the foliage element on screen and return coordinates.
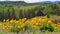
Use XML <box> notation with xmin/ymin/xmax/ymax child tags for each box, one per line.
<box><xmin>0</xmin><ymin>4</ymin><xmax>60</xmax><ymax>20</ymax></box>
<box><xmin>0</xmin><ymin>16</ymin><xmax>60</xmax><ymax>33</ymax></box>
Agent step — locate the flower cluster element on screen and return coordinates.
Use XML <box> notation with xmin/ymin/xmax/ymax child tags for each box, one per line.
<box><xmin>0</xmin><ymin>16</ymin><xmax>60</xmax><ymax>32</ymax></box>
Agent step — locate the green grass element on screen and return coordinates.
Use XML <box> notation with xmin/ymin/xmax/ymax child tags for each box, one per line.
<box><xmin>0</xmin><ymin>31</ymin><xmax>60</xmax><ymax>34</ymax></box>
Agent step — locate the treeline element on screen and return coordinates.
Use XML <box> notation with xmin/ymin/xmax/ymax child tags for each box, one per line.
<box><xmin>0</xmin><ymin>7</ymin><xmax>39</xmax><ymax>21</ymax></box>
<box><xmin>0</xmin><ymin>4</ymin><xmax>60</xmax><ymax>21</ymax></box>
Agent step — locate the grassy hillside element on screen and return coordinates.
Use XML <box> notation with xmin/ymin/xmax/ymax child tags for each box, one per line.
<box><xmin>0</xmin><ymin>4</ymin><xmax>60</xmax><ymax>20</ymax></box>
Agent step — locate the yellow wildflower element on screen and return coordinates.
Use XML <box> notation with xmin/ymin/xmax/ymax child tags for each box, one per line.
<box><xmin>3</xmin><ymin>19</ymin><xmax>5</xmax><ymax>22</ymax></box>
<box><xmin>33</xmin><ymin>25</ymin><xmax>38</xmax><ymax>29</ymax></box>
<box><xmin>41</xmin><ymin>18</ymin><xmax>47</xmax><ymax>22</ymax></box>
<box><xmin>48</xmin><ymin>20</ymin><xmax>52</xmax><ymax>24</ymax></box>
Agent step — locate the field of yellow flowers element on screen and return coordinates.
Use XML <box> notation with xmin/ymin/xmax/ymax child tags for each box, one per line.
<box><xmin>0</xmin><ymin>16</ymin><xmax>60</xmax><ymax>34</ymax></box>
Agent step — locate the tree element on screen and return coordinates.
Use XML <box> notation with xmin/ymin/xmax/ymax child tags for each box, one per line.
<box><xmin>11</xmin><ymin>8</ymin><xmax>16</xmax><ymax>19</ymax></box>
<box><xmin>6</xmin><ymin>8</ymin><xmax>11</xmax><ymax>19</ymax></box>
<box><xmin>19</xmin><ymin>10</ymin><xmax>23</xmax><ymax>19</ymax></box>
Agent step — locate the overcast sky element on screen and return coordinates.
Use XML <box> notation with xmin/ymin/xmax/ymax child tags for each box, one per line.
<box><xmin>0</xmin><ymin>0</ymin><xmax>60</xmax><ymax>3</ymax></box>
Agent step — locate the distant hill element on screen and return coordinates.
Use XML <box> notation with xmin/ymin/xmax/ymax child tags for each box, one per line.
<box><xmin>0</xmin><ymin>1</ymin><xmax>60</xmax><ymax>6</ymax></box>
<box><xmin>32</xmin><ymin>1</ymin><xmax>60</xmax><ymax>4</ymax></box>
<box><xmin>0</xmin><ymin>1</ymin><xmax>27</xmax><ymax>6</ymax></box>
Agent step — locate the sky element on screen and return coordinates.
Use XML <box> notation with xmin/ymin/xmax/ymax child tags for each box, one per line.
<box><xmin>0</xmin><ymin>0</ymin><xmax>60</xmax><ymax>3</ymax></box>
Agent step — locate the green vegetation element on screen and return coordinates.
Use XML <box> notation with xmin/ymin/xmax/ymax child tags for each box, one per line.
<box><xmin>0</xmin><ymin>4</ymin><xmax>60</xmax><ymax>20</ymax></box>
<box><xmin>0</xmin><ymin>1</ymin><xmax>60</xmax><ymax>34</ymax></box>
